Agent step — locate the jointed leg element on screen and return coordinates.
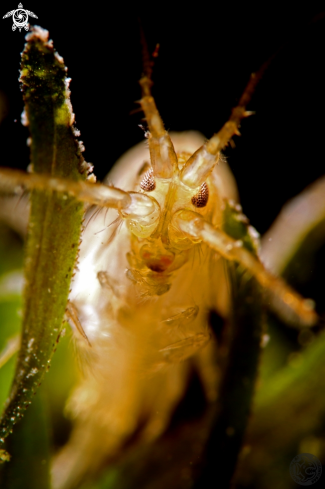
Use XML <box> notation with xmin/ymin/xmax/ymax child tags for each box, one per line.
<box><xmin>66</xmin><ymin>301</ymin><xmax>91</xmax><ymax>347</ymax></box>
<box><xmin>0</xmin><ymin>168</ymin><xmax>131</xmax><ymax>209</ymax></box>
<box><xmin>172</xmin><ymin>209</ymin><xmax>318</xmax><ymax>327</ymax></box>
<box><xmin>0</xmin><ymin>169</ymin><xmax>159</xmax><ymax>229</ymax></box>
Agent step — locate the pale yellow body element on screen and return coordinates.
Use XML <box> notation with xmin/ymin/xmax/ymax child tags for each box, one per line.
<box><xmin>53</xmin><ymin>132</ymin><xmax>238</xmax><ymax>488</ymax></box>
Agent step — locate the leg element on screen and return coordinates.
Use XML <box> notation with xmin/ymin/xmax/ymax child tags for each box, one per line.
<box><xmin>162</xmin><ymin>305</ymin><xmax>199</xmax><ymax>329</ymax></box>
<box><xmin>0</xmin><ymin>169</ymin><xmax>131</xmax><ymax>210</ymax></box>
<box><xmin>97</xmin><ymin>271</ymin><xmax>121</xmax><ymax>298</ymax></box>
<box><xmin>172</xmin><ymin>209</ymin><xmax>318</xmax><ymax>327</ymax></box>
<box><xmin>159</xmin><ymin>333</ymin><xmax>211</xmax><ymax>363</ymax></box>
<box><xmin>0</xmin><ymin>169</ymin><xmax>160</xmax><ymax>232</ymax></box>
<box><xmin>66</xmin><ymin>301</ymin><xmax>91</xmax><ymax>347</ymax></box>
<box><xmin>158</xmin><ymin>305</ymin><xmax>209</xmax><ymax>363</ymax></box>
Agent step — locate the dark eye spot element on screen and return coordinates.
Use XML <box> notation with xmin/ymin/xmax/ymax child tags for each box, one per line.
<box><xmin>191</xmin><ymin>182</ymin><xmax>209</xmax><ymax>207</ymax></box>
<box><xmin>140</xmin><ymin>168</ymin><xmax>156</xmax><ymax>192</ymax></box>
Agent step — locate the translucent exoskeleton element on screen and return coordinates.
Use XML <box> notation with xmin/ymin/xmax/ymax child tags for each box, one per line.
<box><xmin>0</xmin><ymin>21</ymin><xmax>324</xmax><ymax>489</ymax></box>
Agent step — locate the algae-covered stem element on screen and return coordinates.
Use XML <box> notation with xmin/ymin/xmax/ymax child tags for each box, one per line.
<box><xmin>0</xmin><ymin>26</ymin><xmax>92</xmax><ymax>452</ymax></box>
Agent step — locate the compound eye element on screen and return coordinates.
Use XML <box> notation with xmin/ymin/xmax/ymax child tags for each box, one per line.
<box><xmin>140</xmin><ymin>168</ymin><xmax>156</xmax><ymax>192</ymax></box>
<box><xmin>191</xmin><ymin>182</ymin><xmax>209</xmax><ymax>208</ymax></box>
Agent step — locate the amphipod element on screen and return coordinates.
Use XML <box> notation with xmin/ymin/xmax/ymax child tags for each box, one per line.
<box><xmin>50</xmin><ymin>58</ymin><xmax>316</xmax><ymax>487</ymax></box>
<box><xmin>54</xmin><ymin>130</ymin><xmax>237</xmax><ymax>489</ymax></box>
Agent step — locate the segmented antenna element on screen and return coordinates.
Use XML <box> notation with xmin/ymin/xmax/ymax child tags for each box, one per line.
<box><xmin>180</xmin><ymin>58</ymin><xmax>274</xmax><ymax>188</ymax></box>
<box><xmin>139</xmin><ymin>23</ymin><xmax>154</xmax><ymax>95</ymax></box>
<box><xmin>206</xmin><ymin>59</ymin><xmax>271</xmax><ymax>154</ymax></box>
<box><xmin>138</xmin><ymin>24</ymin><xmax>165</xmax><ymax>138</ymax></box>
<box><xmin>138</xmin><ymin>23</ymin><xmax>177</xmax><ymax>178</ymax></box>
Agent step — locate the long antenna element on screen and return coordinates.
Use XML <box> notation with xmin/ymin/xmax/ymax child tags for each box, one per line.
<box><xmin>137</xmin><ymin>20</ymin><xmax>177</xmax><ymax>178</ymax></box>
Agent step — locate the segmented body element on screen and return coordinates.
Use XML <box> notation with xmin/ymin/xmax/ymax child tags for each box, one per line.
<box><xmin>54</xmin><ymin>132</ymin><xmax>238</xmax><ymax>487</ymax></box>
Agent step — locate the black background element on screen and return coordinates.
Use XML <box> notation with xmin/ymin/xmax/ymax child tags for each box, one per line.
<box><xmin>0</xmin><ymin>3</ymin><xmax>324</xmax><ymax>237</ymax></box>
